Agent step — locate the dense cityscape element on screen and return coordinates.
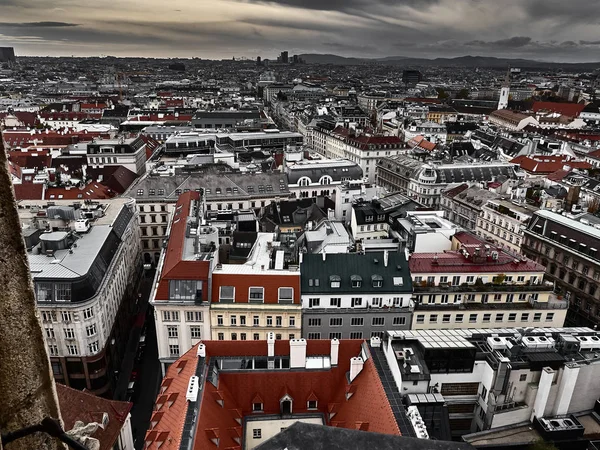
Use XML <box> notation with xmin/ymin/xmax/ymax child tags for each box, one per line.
<box><xmin>3</xmin><ymin>43</ymin><xmax>600</xmax><ymax>450</ymax></box>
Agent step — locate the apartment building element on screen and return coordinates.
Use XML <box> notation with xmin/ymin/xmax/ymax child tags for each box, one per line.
<box><xmin>311</xmin><ymin>122</ymin><xmax>404</xmax><ymax>183</ymax></box>
<box><xmin>408</xmin><ymin>232</ymin><xmax>568</xmax><ymax>330</ymax></box>
<box><xmin>211</xmin><ymin>232</ymin><xmax>301</xmax><ymax>341</ymax></box>
<box><xmin>441</xmin><ymin>184</ymin><xmax>499</xmax><ymax>231</ymax></box>
<box><xmin>376</xmin><ymin>155</ymin><xmax>521</xmax><ymax>208</ymax></box>
<box><xmin>21</xmin><ymin>198</ymin><xmax>142</xmax><ymax>395</ymax></box>
<box><xmin>300</xmin><ymin>251</ymin><xmax>413</xmax><ymax>340</ymax></box>
<box><xmin>86</xmin><ymin>136</ymin><xmax>148</xmax><ymax>175</ymax></box>
<box><xmin>127</xmin><ymin>165</ymin><xmax>291</xmax><ymax>266</ymax></box>
<box><xmin>523</xmin><ymin>210</ymin><xmax>600</xmax><ymax>328</ymax></box>
<box><xmin>150</xmin><ymin>191</ymin><xmax>214</xmax><ymax>375</ymax></box>
<box><xmin>382</xmin><ymin>327</ymin><xmax>600</xmax><ymax>438</ymax></box>
<box><xmin>476</xmin><ymin>199</ymin><xmax>537</xmax><ymax>254</ymax></box>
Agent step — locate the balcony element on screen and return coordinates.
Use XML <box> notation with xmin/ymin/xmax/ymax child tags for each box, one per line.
<box><xmin>415</xmin><ymin>294</ymin><xmax>567</xmax><ymax>311</ymax></box>
<box><xmin>414</xmin><ymin>282</ymin><xmax>553</xmax><ymax>293</ymax></box>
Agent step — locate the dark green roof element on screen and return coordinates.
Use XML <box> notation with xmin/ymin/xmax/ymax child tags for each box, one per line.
<box><xmin>301</xmin><ymin>252</ymin><xmax>413</xmax><ymax>294</ymax></box>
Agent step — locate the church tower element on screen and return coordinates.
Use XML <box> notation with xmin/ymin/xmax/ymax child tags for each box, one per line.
<box><xmin>498</xmin><ymin>67</ymin><xmax>510</xmax><ymax>110</ymax></box>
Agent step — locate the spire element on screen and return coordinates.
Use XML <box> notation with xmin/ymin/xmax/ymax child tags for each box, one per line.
<box><xmin>504</xmin><ymin>66</ymin><xmax>511</xmax><ymax>87</ymax></box>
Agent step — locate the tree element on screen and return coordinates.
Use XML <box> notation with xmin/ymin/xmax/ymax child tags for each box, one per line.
<box><xmin>456</xmin><ymin>88</ymin><xmax>470</xmax><ymax>99</ymax></box>
<box><xmin>588</xmin><ymin>197</ymin><xmax>600</xmax><ymax>214</ymax></box>
<box><xmin>436</xmin><ymin>88</ymin><xmax>449</xmax><ymax>100</ymax></box>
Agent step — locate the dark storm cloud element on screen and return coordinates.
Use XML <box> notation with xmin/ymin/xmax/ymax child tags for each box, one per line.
<box><xmin>237</xmin><ymin>0</ymin><xmax>436</xmax><ymax>12</ymax></box>
<box><xmin>0</xmin><ymin>21</ymin><xmax>78</xmax><ymax>27</ymax></box>
<box><xmin>465</xmin><ymin>36</ymin><xmax>532</xmax><ymax>48</ymax></box>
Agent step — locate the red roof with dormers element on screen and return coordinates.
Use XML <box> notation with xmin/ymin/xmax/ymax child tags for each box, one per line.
<box><xmin>40</xmin><ymin>112</ymin><xmax>102</xmax><ymax>121</ymax></box>
<box><xmin>532</xmin><ymin>101</ymin><xmax>585</xmax><ymax>118</ymax></box>
<box><xmin>8</xmin><ymin>150</ymin><xmax>52</xmax><ymax>170</ymax></box>
<box><xmin>510</xmin><ymin>155</ymin><xmax>591</xmax><ymax>174</ymax></box>
<box><xmin>45</xmin><ymin>183</ymin><xmax>115</xmax><ymax>200</ymax></box>
<box><xmin>146</xmin><ymin>340</ymin><xmax>400</xmax><ymax>450</ymax></box>
<box><xmin>155</xmin><ymin>191</ymin><xmax>211</xmax><ymax>302</ymax></box>
<box><xmin>211</xmin><ymin>272</ymin><xmax>300</xmax><ymax>304</ymax></box>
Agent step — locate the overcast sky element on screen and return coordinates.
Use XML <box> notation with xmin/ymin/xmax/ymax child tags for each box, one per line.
<box><xmin>1</xmin><ymin>0</ymin><xmax>600</xmax><ymax>61</ymax></box>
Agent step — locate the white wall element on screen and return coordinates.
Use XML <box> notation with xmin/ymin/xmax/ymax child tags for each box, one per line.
<box><xmin>245</xmin><ymin>417</ymin><xmax>323</xmax><ymax>450</ymax></box>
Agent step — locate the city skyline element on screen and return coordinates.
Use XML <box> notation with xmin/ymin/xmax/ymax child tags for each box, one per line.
<box><xmin>1</xmin><ymin>0</ymin><xmax>600</xmax><ymax>62</ymax></box>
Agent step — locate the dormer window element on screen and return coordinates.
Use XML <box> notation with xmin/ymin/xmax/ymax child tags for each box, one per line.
<box><xmin>351</xmin><ymin>275</ymin><xmax>362</xmax><ymax>288</ymax></box>
<box><xmin>307</xmin><ymin>400</ymin><xmax>318</xmax><ymax>409</ymax></box>
<box><xmin>365</xmin><ymin>215</ymin><xmax>373</xmax><ymax>222</ymax></box>
<box><xmin>330</xmin><ymin>275</ymin><xmax>341</xmax><ymax>288</ymax></box>
<box><xmin>253</xmin><ymin>402</ymin><xmax>263</xmax><ymax>412</ymax></box>
<box><xmin>372</xmin><ymin>274</ymin><xmax>383</xmax><ymax>288</ymax></box>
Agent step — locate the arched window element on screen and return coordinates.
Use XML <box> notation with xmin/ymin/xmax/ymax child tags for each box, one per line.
<box><xmin>319</xmin><ymin>175</ymin><xmax>333</xmax><ymax>185</ymax></box>
<box><xmin>298</xmin><ymin>176</ymin><xmax>311</xmax><ymax>187</ymax></box>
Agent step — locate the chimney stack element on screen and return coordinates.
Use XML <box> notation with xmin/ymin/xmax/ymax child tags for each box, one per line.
<box><xmin>384</xmin><ymin>250</ymin><xmax>389</xmax><ymax>267</ymax></box>
<box><xmin>267</xmin><ymin>332</ymin><xmax>275</xmax><ymax>357</ymax></box>
<box><xmin>349</xmin><ymin>357</ymin><xmax>364</xmax><ymax>382</ymax></box>
<box><xmin>322</xmin><ymin>252</ymin><xmax>326</xmax><ymax>261</ymax></box>
<box><xmin>330</xmin><ymin>338</ymin><xmax>339</xmax><ymax>366</ymax></box>
<box><xmin>197</xmin><ymin>343</ymin><xmax>206</xmax><ymax>357</ymax></box>
<box><xmin>290</xmin><ymin>339</ymin><xmax>307</xmax><ymax>368</ymax></box>
<box><xmin>370</xmin><ymin>336</ymin><xmax>381</xmax><ymax>348</ymax></box>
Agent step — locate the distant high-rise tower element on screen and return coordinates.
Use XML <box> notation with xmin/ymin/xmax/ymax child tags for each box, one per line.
<box><xmin>498</xmin><ymin>67</ymin><xmax>510</xmax><ymax>110</ymax></box>
<box><xmin>257</xmin><ymin>56</ymin><xmax>262</xmax><ymax>66</ymax></box>
<box><xmin>280</xmin><ymin>51</ymin><xmax>289</xmax><ymax>64</ymax></box>
<box><xmin>0</xmin><ymin>47</ymin><xmax>16</xmax><ymax>63</ymax></box>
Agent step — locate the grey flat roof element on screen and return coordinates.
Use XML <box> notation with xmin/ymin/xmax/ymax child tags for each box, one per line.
<box><xmin>29</xmin><ymin>226</ymin><xmax>112</xmax><ymax>280</ymax></box>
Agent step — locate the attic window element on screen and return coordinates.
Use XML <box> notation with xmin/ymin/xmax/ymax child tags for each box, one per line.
<box><xmin>307</xmin><ymin>400</ymin><xmax>318</xmax><ymax>409</ymax></box>
<box><xmin>372</xmin><ymin>274</ymin><xmax>383</xmax><ymax>288</ymax></box>
<box><xmin>253</xmin><ymin>402</ymin><xmax>263</xmax><ymax>412</ymax></box>
<box><xmin>330</xmin><ymin>275</ymin><xmax>341</xmax><ymax>288</ymax></box>
<box><xmin>351</xmin><ymin>275</ymin><xmax>362</xmax><ymax>288</ymax></box>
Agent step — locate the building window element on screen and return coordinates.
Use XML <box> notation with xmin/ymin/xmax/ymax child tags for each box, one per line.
<box><xmin>231</xmin><ymin>333</ymin><xmax>237</xmax><ymax>340</ymax></box>
<box><xmin>372</xmin><ymin>317</ymin><xmax>385</xmax><ymax>326</ymax></box>
<box><xmin>231</xmin><ymin>316</ymin><xmax>237</xmax><ymax>326</ymax></box>
<box><xmin>162</xmin><ymin>311</ymin><xmax>180</xmax><ymax>322</ymax></box>
<box><xmin>289</xmin><ymin>316</ymin><xmax>295</xmax><ymax>327</ymax></box>
<box><xmin>167</xmin><ymin>326</ymin><xmax>178</xmax><ymax>338</ymax></box>
<box><xmin>330</xmin><ymin>275</ymin><xmax>341</xmax><ymax>288</ymax></box>
<box><xmin>416</xmin><ymin>315</ymin><xmax>425</xmax><ymax>324</ymax></box>
<box><xmin>350</xmin><ymin>332</ymin><xmax>363</xmax><ymax>339</ymax></box>
<box><xmin>186</xmin><ymin>311</ymin><xmax>203</xmax><ymax>322</ymax></box>
<box><xmin>308</xmin><ymin>318</ymin><xmax>321</xmax><ymax>327</ymax></box>
<box><xmin>429</xmin><ymin>315</ymin><xmax>438</xmax><ymax>323</ymax></box>
<box><xmin>42</xmin><ymin>311</ymin><xmax>57</xmax><ymax>323</ymax></box>
<box><xmin>521</xmin><ymin>313</ymin><xmax>529</xmax><ymax>322</ymax></box>
<box><xmin>330</xmin><ymin>318</ymin><xmax>343</xmax><ymax>327</ymax></box>
<box><xmin>190</xmin><ymin>326</ymin><xmax>202</xmax><ymax>339</ymax></box>
<box><xmin>169</xmin><ymin>280</ymin><xmax>203</xmax><ymax>301</ymax></box>
<box><xmin>253</xmin><ymin>429</ymin><xmax>262</xmax><ymax>439</ymax></box>
<box><xmin>276</xmin><ymin>316</ymin><xmax>282</xmax><ymax>327</ymax></box>
<box><xmin>329</xmin><ymin>332</ymin><xmax>342</xmax><ymax>339</ymax></box>
<box><xmin>456</xmin><ymin>314</ymin><xmax>464</xmax><ymax>323</ymax></box>
<box><xmin>240</xmin><ymin>316</ymin><xmax>246</xmax><ymax>326</ymax></box>
<box><xmin>253</xmin><ymin>316</ymin><xmax>260</xmax><ymax>326</ymax></box>
<box><xmin>253</xmin><ymin>333</ymin><xmax>260</xmax><ymax>340</ymax></box>
<box><xmin>218</xmin><ymin>333</ymin><xmax>225</xmax><ymax>341</ymax></box>
<box><xmin>61</xmin><ymin>311</ymin><xmax>72</xmax><ymax>322</ymax></box>
<box><xmin>266</xmin><ymin>316</ymin><xmax>273</xmax><ymax>327</ymax></box>
<box><xmin>278</xmin><ymin>288</ymin><xmax>294</xmax><ymax>303</ymax></box>
<box><xmin>307</xmin><ymin>332</ymin><xmax>321</xmax><ymax>339</ymax></box>
<box><xmin>330</xmin><ymin>297</ymin><xmax>341</xmax><ymax>307</ymax></box>
<box><xmin>546</xmin><ymin>313</ymin><xmax>554</xmax><ymax>322</ymax></box>
<box><xmin>219</xmin><ymin>286</ymin><xmax>235</xmax><ymax>303</ymax></box>
<box><xmin>351</xmin><ymin>275</ymin><xmax>362</xmax><ymax>288</ymax></box>
<box><xmin>66</xmin><ymin>344</ymin><xmax>78</xmax><ymax>355</ymax></box>
<box><xmin>307</xmin><ymin>400</ymin><xmax>318</xmax><ymax>409</ymax></box>
<box><xmin>88</xmin><ymin>341</ymin><xmax>99</xmax><ymax>354</ymax></box>
<box><xmin>495</xmin><ymin>314</ymin><xmax>504</xmax><ymax>322</ymax></box>
<box><xmin>253</xmin><ymin>403</ymin><xmax>263</xmax><ymax>412</ymax></box>
<box><xmin>217</xmin><ymin>315</ymin><xmax>224</xmax><ymax>326</ymax></box>
<box><xmin>169</xmin><ymin>345</ymin><xmax>180</xmax><ymax>357</ymax></box>
<box><xmin>249</xmin><ymin>287</ymin><xmax>265</xmax><ymax>302</ymax></box>
<box><xmin>351</xmin><ymin>317</ymin><xmax>364</xmax><ymax>326</ymax></box>
<box><xmin>508</xmin><ymin>313</ymin><xmax>517</xmax><ymax>322</ymax></box>
<box><xmin>351</xmin><ymin>297</ymin><xmax>362</xmax><ymax>307</ymax></box>
<box><xmin>309</xmin><ymin>298</ymin><xmax>320</xmax><ymax>308</ymax></box>
<box><xmin>48</xmin><ymin>345</ymin><xmax>59</xmax><ymax>356</ymax></box>
<box><xmin>64</xmin><ymin>328</ymin><xmax>75</xmax><ymax>339</ymax></box>
<box><xmin>533</xmin><ymin>313</ymin><xmax>542</xmax><ymax>322</ymax></box>
<box><xmin>241</xmin><ymin>333</ymin><xmax>247</xmax><ymax>341</ymax></box>
<box><xmin>83</xmin><ymin>307</ymin><xmax>94</xmax><ymax>320</ymax></box>
<box><xmin>519</xmin><ymin>374</ymin><xmax>527</xmax><ymax>382</ymax></box>
<box><xmin>483</xmin><ymin>314</ymin><xmax>491</xmax><ymax>323</ymax></box>
<box><xmin>469</xmin><ymin>314</ymin><xmax>477</xmax><ymax>323</ymax></box>
<box><xmin>85</xmin><ymin>324</ymin><xmax>97</xmax><ymax>337</ymax></box>
<box><xmin>443</xmin><ymin>314</ymin><xmax>451</xmax><ymax>323</ymax></box>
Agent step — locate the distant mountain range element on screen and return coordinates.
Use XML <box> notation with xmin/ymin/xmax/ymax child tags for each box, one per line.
<box><xmin>298</xmin><ymin>54</ymin><xmax>600</xmax><ymax>69</ymax></box>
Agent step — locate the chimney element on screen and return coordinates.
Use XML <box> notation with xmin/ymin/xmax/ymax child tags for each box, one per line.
<box><xmin>197</xmin><ymin>343</ymin><xmax>206</xmax><ymax>357</ymax></box>
<box><xmin>267</xmin><ymin>332</ymin><xmax>275</xmax><ymax>357</ymax></box>
<box><xmin>290</xmin><ymin>339</ymin><xmax>307</xmax><ymax>368</ymax></box>
<box><xmin>322</xmin><ymin>252</ymin><xmax>326</xmax><ymax>261</ymax></box>
<box><xmin>531</xmin><ymin>367</ymin><xmax>555</xmax><ymax>421</ymax></box>
<box><xmin>384</xmin><ymin>250</ymin><xmax>389</xmax><ymax>267</ymax></box>
<box><xmin>349</xmin><ymin>357</ymin><xmax>364</xmax><ymax>382</ymax></box>
<box><xmin>370</xmin><ymin>336</ymin><xmax>381</xmax><ymax>348</ymax></box>
<box><xmin>330</xmin><ymin>338</ymin><xmax>339</xmax><ymax>366</ymax></box>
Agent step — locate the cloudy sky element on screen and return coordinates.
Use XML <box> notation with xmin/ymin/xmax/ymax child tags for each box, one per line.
<box><xmin>1</xmin><ymin>0</ymin><xmax>600</xmax><ymax>61</ymax></box>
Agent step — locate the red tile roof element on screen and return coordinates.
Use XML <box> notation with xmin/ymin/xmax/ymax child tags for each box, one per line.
<box><xmin>8</xmin><ymin>150</ymin><xmax>52</xmax><ymax>170</ymax></box>
<box><xmin>510</xmin><ymin>155</ymin><xmax>591</xmax><ymax>174</ymax></box>
<box><xmin>155</xmin><ymin>191</ymin><xmax>211</xmax><ymax>302</ymax></box>
<box><xmin>532</xmin><ymin>101</ymin><xmax>585</xmax><ymax>118</ymax></box>
<box><xmin>13</xmin><ymin>183</ymin><xmax>45</xmax><ymax>200</ymax></box>
<box><xmin>211</xmin><ymin>273</ymin><xmax>300</xmax><ymax>304</ymax></box>
<box><xmin>147</xmin><ymin>340</ymin><xmax>401</xmax><ymax>450</ymax></box>
<box><xmin>56</xmin><ymin>384</ymin><xmax>132</xmax><ymax>450</ymax></box>
<box><xmin>45</xmin><ymin>183</ymin><xmax>115</xmax><ymax>200</ymax></box>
